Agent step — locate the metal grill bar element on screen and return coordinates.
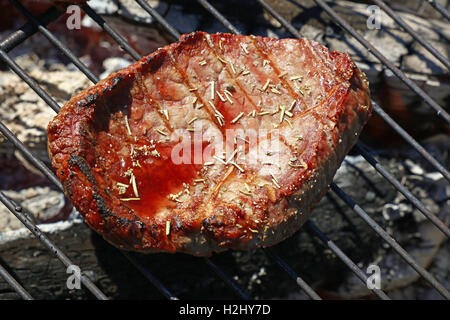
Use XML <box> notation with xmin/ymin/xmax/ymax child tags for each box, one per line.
<box><xmin>331</xmin><ymin>183</ymin><xmax>450</xmax><ymax>299</ymax></box>
<box><xmin>9</xmin><ymin>0</ymin><xmax>98</xmax><ymax>83</ymax></box>
<box><xmin>371</xmin><ymin>102</ymin><xmax>450</xmax><ymax>182</ymax></box>
<box><xmin>204</xmin><ymin>258</ymin><xmax>251</xmax><ymax>300</ymax></box>
<box><xmin>0</xmin><ymin>121</ymin><xmax>63</xmax><ymax>190</ymax></box>
<box><xmin>81</xmin><ymin>4</ymin><xmax>141</xmax><ymax>61</ymax></box>
<box><xmin>340</xmin><ymin>162</ymin><xmax>384</xmax><ymax>198</ymax></box>
<box><xmin>372</xmin><ymin>0</ymin><xmax>450</xmax><ymax>69</ymax></box>
<box><xmin>0</xmin><ymin>7</ymin><xmax>60</xmax><ymax>53</ymax></box>
<box><xmin>0</xmin><ymin>0</ymin><xmax>447</xmax><ymax>300</ymax></box>
<box><xmin>0</xmin><ymin>263</ymin><xmax>33</xmax><ymax>300</ymax></box>
<box><xmin>263</xmin><ymin>248</ymin><xmax>322</xmax><ymax>300</ymax></box>
<box><xmin>259</xmin><ymin>0</ymin><xmax>450</xmax><ymax>182</ymax></box>
<box><xmin>196</xmin><ymin>0</ymin><xmax>242</xmax><ymax>35</ymax></box>
<box><xmin>356</xmin><ymin>143</ymin><xmax>450</xmax><ymax>237</ymax></box>
<box><xmin>0</xmin><ymin>192</ymin><xmax>108</xmax><ymax>300</ymax></box>
<box><xmin>257</xmin><ymin>0</ymin><xmax>301</xmax><ymax>38</ymax></box>
<box><xmin>310</xmin><ymin>0</ymin><xmax>450</xmax><ymax>123</ymax></box>
<box><xmin>304</xmin><ymin>220</ymin><xmax>391</xmax><ymax>300</ymax></box>
<box><xmin>122</xmin><ymin>252</ymin><xmax>178</xmax><ymax>299</ymax></box>
<box><xmin>14</xmin><ymin>18</ymin><xmax>89</xmax><ymax>87</ymax></box>
<box><xmin>427</xmin><ymin>0</ymin><xmax>450</xmax><ymax>21</ymax></box>
<box><xmin>135</xmin><ymin>0</ymin><xmax>180</xmax><ymax>40</ymax></box>
<box><xmin>0</xmin><ymin>50</ymin><xmax>60</xmax><ymax>113</ymax></box>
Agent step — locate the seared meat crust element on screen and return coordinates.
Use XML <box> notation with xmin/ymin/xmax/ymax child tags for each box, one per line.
<box><xmin>47</xmin><ymin>32</ymin><xmax>372</xmax><ymax>256</ymax></box>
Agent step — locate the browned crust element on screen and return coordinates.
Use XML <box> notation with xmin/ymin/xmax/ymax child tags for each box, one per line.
<box><xmin>47</xmin><ymin>32</ymin><xmax>372</xmax><ymax>256</ymax></box>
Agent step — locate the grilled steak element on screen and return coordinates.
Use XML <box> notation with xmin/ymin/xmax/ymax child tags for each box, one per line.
<box><xmin>47</xmin><ymin>32</ymin><xmax>372</xmax><ymax>256</ymax></box>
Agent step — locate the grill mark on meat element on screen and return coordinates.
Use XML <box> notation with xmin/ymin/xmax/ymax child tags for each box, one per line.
<box><xmin>307</xmin><ymin>42</ymin><xmax>335</xmax><ymax>76</ymax></box>
<box><xmin>304</xmin><ymin>41</ymin><xmax>332</xmax><ymax>85</ymax></box>
<box><xmin>307</xmin><ymin>44</ymin><xmax>354</xmax><ymax>111</ymax></box>
<box><xmin>127</xmin><ymin>48</ymin><xmax>228</xmax><ymax>227</ymax></box>
<box><xmin>207</xmin><ymin>34</ymin><xmax>315</xmax><ymax>190</ymax></box>
<box><xmin>193</xmin><ymin>33</ymin><xmax>285</xmax><ymax>201</ymax></box>
<box><xmin>170</xmin><ymin>41</ymin><xmax>230</xmax><ymax>134</ymax></box>
<box><xmin>164</xmin><ymin>51</ymin><xmax>224</xmax><ymax>133</ymax></box>
<box><xmin>153</xmin><ymin>40</ymin><xmax>238</xmax><ymax>218</ymax></box>
<box><xmin>204</xmin><ymin>34</ymin><xmax>283</xmax><ymax>198</ymax></box>
<box><xmin>270</xmin><ymin>87</ymin><xmax>339</xmax><ymax>133</ymax></box>
<box><xmin>300</xmin><ymin>43</ymin><xmax>354</xmax><ymax>132</ymax></box>
<box><xmin>300</xmin><ymin>40</ymin><xmax>353</xmax><ymax>107</ymax></box>
<box><xmin>97</xmin><ymin>63</ymin><xmax>206</xmax><ymax>223</ymax></box>
<box><xmin>138</xmin><ymin>47</ymin><xmax>218</xmax><ymax>136</ymax></box>
<box><xmin>263</xmin><ymin>83</ymin><xmax>349</xmax><ymax>197</ymax></box>
<box><xmin>207</xmin><ymin>34</ymin><xmax>305</xmax><ymax>198</ymax></box>
<box><xmin>205</xmin><ymin>35</ymin><xmax>268</xmax><ymax>126</ymax></box>
<box><xmin>306</xmin><ymin>41</ymin><xmax>352</xmax><ymax>84</ymax></box>
<box><xmin>78</xmin><ymin>98</ymin><xmax>134</xmax><ymax>202</ymax></box>
<box><xmin>207</xmin><ymin>34</ymin><xmax>307</xmax><ymax>145</ymax></box>
<box><xmin>249</xmin><ymin>36</ymin><xmax>308</xmax><ymax>111</ymax></box>
<box><xmin>256</xmin><ymin>38</ymin><xmax>325</xmax><ymax>109</ymax></box>
<box><xmin>203</xmin><ymin>33</ymin><xmax>262</xmax><ymax>115</ymax></box>
<box><xmin>306</xmin><ymin>42</ymin><xmax>342</xmax><ymax>99</ymax></box>
<box><xmin>167</xmin><ymin>33</ymin><xmax>257</xmax><ymax>203</ymax></box>
<box><xmin>166</xmin><ymin>36</ymin><xmax>246</xmax><ymax>205</ymax></box>
<box><xmin>161</xmin><ymin>60</ymin><xmax>225</xmax><ymax>133</ymax></box>
<box><xmin>134</xmin><ymin>67</ymin><xmax>174</xmax><ymax>133</ymax></box>
<box><xmin>68</xmin><ymin>154</ymin><xmax>143</xmax><ymax>223</ymax></box>
<box><xmin>222</xmin><ymin>37</ymin><xmax>293</xmax><ymax>111</ymax></box>
<box><xmin>246</xmin><ymin>36</ymin><xmax>340</xmax><ymax>169</ymax></box>
<box><xmin>206</xmin><ymin>34</ymin><xmax>278</xmax><ymax>121</ymax></box>
<box><xmin>299</xmin><ymin>41</ymin><xmax>331</xmax><ymax>104</ymax></box>
<box><xmin>253</xmin><ymin>37</ymin><xmax>351</xmax><ymax>137</ymax></box>
<box><xmin>170</xmin><ymin>32</ymin><xmax>260</xmax><ymax>136</ymax></box>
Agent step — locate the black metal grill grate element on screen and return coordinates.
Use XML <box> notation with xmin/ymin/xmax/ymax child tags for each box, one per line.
<box><xmin>0</xmin><ymin>0</ymin><xmax>449</xmax><ymax>300</ymax></box>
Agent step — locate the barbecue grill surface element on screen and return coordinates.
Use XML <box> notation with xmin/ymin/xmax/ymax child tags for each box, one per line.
<box><xmin>0</xmin><ymin>0</ymin><xmax>449</xmax><ymax>300</ymax></box>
